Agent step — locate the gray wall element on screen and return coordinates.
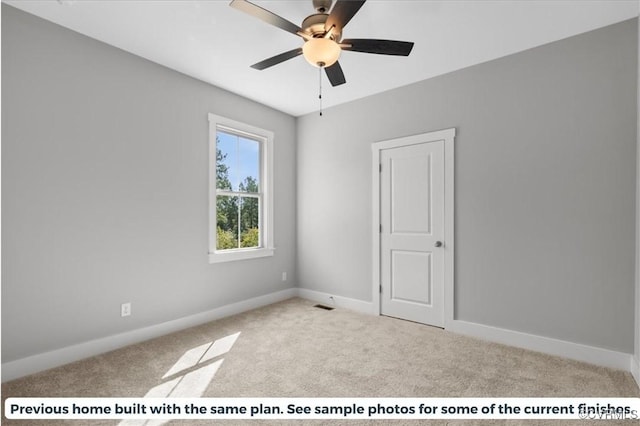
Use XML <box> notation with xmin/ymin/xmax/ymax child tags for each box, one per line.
<box><xmin>2</xmin><ymin>5</ymin><xmax>297</xmax><ymax>363</ymax></box>
<box><xmin>636</xmin><ymin>12</ymin><xmax>640</xmax><ymax>373</ymax></box>
<box><xmin>297</xmin><ymin>19</ymin><xmax>638</xmax><ymax>353</ymax></box>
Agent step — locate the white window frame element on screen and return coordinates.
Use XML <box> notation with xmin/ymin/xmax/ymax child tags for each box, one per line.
<box><xmin>208</xmin><ymin>113</ymin><xmax>274</xmax><ymax>263</ymax></box>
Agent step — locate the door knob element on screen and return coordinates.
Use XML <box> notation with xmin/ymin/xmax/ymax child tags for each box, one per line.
<box><xmin>434</xmin><ymin>241</ymin><xmax>443</xmax><ymax>247</ymax></box>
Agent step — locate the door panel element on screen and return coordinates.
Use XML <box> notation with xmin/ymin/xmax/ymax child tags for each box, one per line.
<box><xmin>380</xmin><ymin>140</ymin><xmax>444</xmax><ymax>326</ymax></box>
<box><xmin>391</xmin><ymin>250</ymin><xmax>431</xmax><ymax>304</ymax></box>
<box><xmin>390</xmin><ymin>155</ymin><xmax>431</xmax><ymax>234</ymax></box>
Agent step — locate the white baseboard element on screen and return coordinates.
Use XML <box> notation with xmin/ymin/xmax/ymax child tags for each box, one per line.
<box><xmin>448</xmin><ymin>319</ymin><xmax>632</xmax><ymax>371</ymax></box>
<box><xmin>632</xmin><ymin>356</ymin><xmax>640</xmax><ymax>389</ymax></box>
<box><xmin>1</xmin><ymin>288</ymin><xmax>297</xmax><ymax>382</ymax></box>
<box><xmin>3</xmin><ymin>287</ymin><xmax>635</xmax><ymax>383</ymax></box>
<box><xmin>296</xmin><ymin>287</ymin><xmax>375</xmax><ymax>315</ymax></box>
<box><xmin>294</xmin><ymin>290</ymin><xmax>633</xmax><ymax>372</ymax></box>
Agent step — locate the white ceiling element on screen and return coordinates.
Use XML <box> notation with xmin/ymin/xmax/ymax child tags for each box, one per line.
<box><xmin>5</xmin><ymin>0</ymin><xmax>639</xmax><ymax>117</ymax></box>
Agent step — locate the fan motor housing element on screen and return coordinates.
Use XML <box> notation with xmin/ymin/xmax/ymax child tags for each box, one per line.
<box><xmin>301</xmin><ymin>13</ymin><xmax>341</xmax><ymax>41</ymax></box>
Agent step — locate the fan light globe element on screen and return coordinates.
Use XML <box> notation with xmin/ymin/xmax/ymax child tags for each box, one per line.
<box><xmin>302</xmin><ymin>38</ymin><xmax>341</xmax><ymax>68</ymax></box>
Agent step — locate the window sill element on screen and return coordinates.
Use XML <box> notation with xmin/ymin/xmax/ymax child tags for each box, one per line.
<box><xmin>208</xmin><ymin>247</ymin><xmax>275</xmax><ymax>264</ymax></box>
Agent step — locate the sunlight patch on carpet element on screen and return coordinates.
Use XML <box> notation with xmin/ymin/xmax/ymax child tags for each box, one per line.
<box><xmin>118</xmin><ymin>332</ymin><xmax>240</xmax><ymax>426</ymax></box>
<box><xmin>161</xmin><ymin>332</ymin><xmax>240</xmax><ymax>379</ymax></box>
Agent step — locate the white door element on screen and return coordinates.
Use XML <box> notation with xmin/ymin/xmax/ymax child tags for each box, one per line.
<box><xmin>379</xmin><ymin>139</ymin><xmax>445</xmax><ymax>327</ymax></box>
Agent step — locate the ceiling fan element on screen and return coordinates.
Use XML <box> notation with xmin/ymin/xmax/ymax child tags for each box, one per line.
<box><xmin>229</xmin><ymin>0</ymin><xmax>415</xmax><ymax>87</ymax></box>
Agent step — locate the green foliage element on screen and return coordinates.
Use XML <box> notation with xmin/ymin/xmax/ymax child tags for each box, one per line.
<box><xmin>216</xmin><ymin>142</ymin><xmax>238</xmax><ymax>237</ymax></box>
<box><xmin>217</xmin><ymin>195</ymin><xmax>238</xmax><ymax>236</ymax></box>
<box><xmin>241</xmin><ymin>228</ymin><xmax>259</xmax><ymax>248</ymax></box>
<box><xmin>216</xmin><ymin>144</ymin><xmax>232</xmax><ymax>190</ymax></box>
<box><xmin>239</xmin><ymin>175</ymin><xmax>258</xmax><ymax>192</ymax></box>
<box><xmin>216</xmin><ymin>227</ymin><xmax>238</xmax><ymax>250</ymax></box>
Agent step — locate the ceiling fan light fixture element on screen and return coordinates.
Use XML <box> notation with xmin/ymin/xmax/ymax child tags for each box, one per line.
<box><xmin>302</xmin><ymin>38</ymin><xmax>341</xmax><ymax>68</ymax></box>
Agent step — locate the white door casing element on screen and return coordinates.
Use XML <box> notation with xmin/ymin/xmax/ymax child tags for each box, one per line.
<box><xmin>372</xmin><ymin>128</ymin><xmax>455</xmax><ymax>328</ymax></box>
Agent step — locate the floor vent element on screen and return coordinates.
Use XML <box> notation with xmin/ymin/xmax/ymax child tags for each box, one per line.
<box><xmin>313</xmin><ymin>304</ymin><xmax>334</xmax><ymax>311</ymax></box>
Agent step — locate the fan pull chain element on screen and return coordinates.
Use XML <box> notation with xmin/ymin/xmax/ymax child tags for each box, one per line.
<box><xmin>318</xmin><ymin>66</ymin><xmax>323</xmax><ymax>117</ymax></box>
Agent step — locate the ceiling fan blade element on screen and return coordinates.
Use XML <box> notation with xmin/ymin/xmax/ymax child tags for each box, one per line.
<box><xmin>341</xmin><ymin>39</ymin><xmax>414</xmax><ymax>56</ymax></box>
<box><xmin>230</xmin><ymin>0</ymin><xmax>302</xmax><ymax>36</ymax></box>
<box><xmin>251</xmin><ymin>48</ymin><xmax>303</xmax><ymax>70</ymax></box>
<box><xmin>325</xmin><ymin>61</ymin><xmax>346</xmax><ymax>86</ymax></box>
<box><xmin>325</xmin><ymin>0</ymin><xmax>366</xmax><ymax>32</ymax></box>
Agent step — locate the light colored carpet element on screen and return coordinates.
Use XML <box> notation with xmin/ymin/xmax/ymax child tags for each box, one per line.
<box><xmin>2</xmin><ymin>297</ymin><xmax>639</xmax><ymax>425</ymax></box>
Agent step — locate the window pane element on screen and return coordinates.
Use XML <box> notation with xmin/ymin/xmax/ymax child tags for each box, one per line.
<box><xmin>216</xmin><ymin>195</ymin><xmax>238</xmax><ymax>250</ymax></box>
<box><xmin>216</xmin><ymin>131</ymin><xmax>236</xmax><ymax>191</ymax></box>
<box><xmin>217</xmin><ymin>132</ymin><xmax>260</xmax><ymax>193</ymax></box>
<box><xmin>240</xmin><ymin>196</ymin><xmax>260</xmax><ymax>248</ymax></box>
<box><xmin>238</xmin><ymin>137</ymin><xmax>260</xmax><ymax>193</ymax></box>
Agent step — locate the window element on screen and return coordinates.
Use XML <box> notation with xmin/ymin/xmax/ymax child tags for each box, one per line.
<box><xmin>208</xmin><ymin>114</ymin><xmax>274</xmax><ymax>263</ymax></box>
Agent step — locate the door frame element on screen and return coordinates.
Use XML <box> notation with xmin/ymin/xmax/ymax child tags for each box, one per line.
<box><xmin>371</xmin><ymin>128</ymin><xmax>456</xmax><ymax>328</ymax></box>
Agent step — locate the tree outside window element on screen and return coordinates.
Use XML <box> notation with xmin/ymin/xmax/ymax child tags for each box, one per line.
<box><xmin>215</xmin><ymin>131</ymin><xmax>261</xmax><ymax>250</ymax></box>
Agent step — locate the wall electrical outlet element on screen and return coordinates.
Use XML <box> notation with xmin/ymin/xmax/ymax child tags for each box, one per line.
<box><xmin>121</xmin><ymin>302</ymin><xmax>131</xmax><ymax>317</ymax></box>
<box><xmin>282</xmin><ymin>272</ymin><xmax>287</xmax><ymax>281</ymax></box>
